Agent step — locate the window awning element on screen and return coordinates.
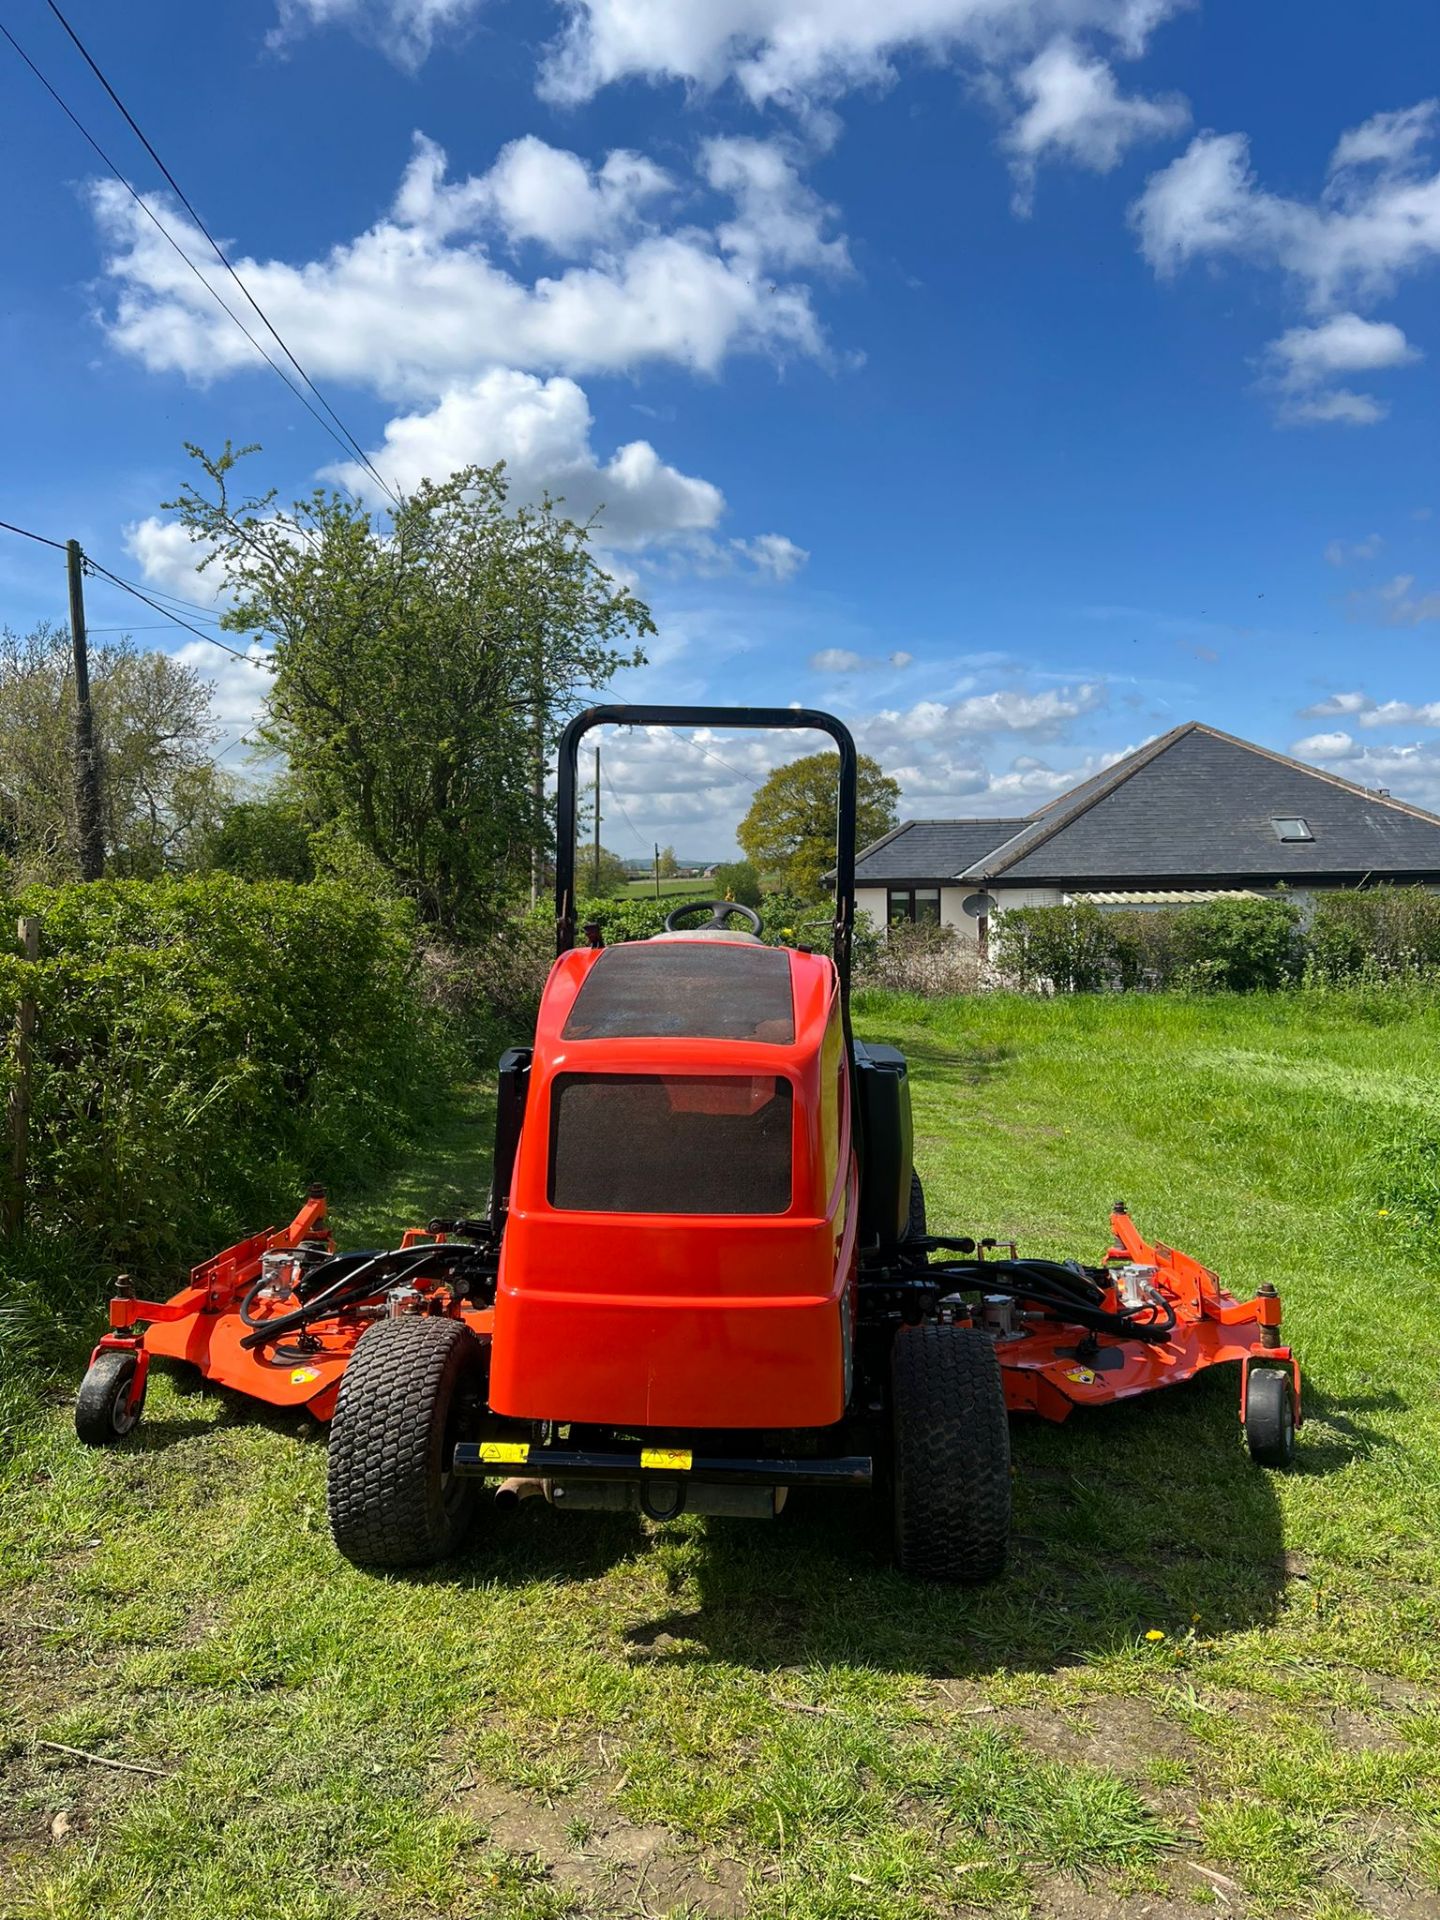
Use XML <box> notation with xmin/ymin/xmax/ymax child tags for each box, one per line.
<box><xmin>1068</xmin><ymin>889</ymin><xmax>1263</xmax><ymax>906</ymax></box>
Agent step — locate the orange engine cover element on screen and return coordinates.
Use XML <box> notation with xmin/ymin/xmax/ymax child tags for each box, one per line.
<box><xmin>487</xmin><ymin>938</ymin><xmax>856</xmax><ymax>1430</ymax></box>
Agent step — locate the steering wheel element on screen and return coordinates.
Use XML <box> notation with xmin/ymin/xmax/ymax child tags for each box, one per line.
<box><xmin>662</xmin><ymin>898</ymin><xmax>764</xmax><ymax>935</ymax></box>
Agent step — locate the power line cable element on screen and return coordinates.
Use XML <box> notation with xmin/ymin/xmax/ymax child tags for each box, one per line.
<box><xmin>0</xmin><ymin>20</ymin><xmax>390</xmax><ymax>500</ymax></box>
<box><xmin>43</xmin><ymin>0</ymin><xmax>399</xmax><ymax>508</ymax></box>
<box><xmin>83</xmin><ymin>560</ymin><xmax>272</xmax><ymax>669</ymax></box>
<box><xmin>0</xmin><ymin>515</ymin><xmax>67</xmax><ymax>553</ymax></box>
<box><xmin>654</xmin><ymin>723</ymin><xmax>753</xmax><ymax>786</ymax></box>
<box><xmin>599</xmin><ymin>760</ymin><xmax>647</xmax><ymax>852</ymax></box>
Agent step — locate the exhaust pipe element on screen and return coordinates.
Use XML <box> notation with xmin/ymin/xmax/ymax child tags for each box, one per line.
<box><xmin>494</xmin><ymin>1476</ymin><xmax>546</xmax><ymax>1509</ymax></box>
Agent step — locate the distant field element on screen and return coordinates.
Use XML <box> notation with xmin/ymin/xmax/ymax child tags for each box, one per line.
<box><xmin>4</xmin><ymin>989</ymin><xmax>1440</xmax><ymax>1918</ymax></box>
<box><xmin>620</xmin><ymin>875</ymin><xmax>715</xmax><ymax>897</ymax></box>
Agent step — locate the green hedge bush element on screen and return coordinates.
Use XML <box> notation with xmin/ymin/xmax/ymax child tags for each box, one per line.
<box><xmin>998</xmin><ymin>896</ymin><xmax>1304</xmax><ymax>993</ymax></box>
<box><xmin>3</xmin><ymin>877</ymin><xmax>451</xmax><ymax>1273</ymax></box>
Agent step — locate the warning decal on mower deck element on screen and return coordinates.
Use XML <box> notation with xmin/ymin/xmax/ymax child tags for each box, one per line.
<box><xmin>290</xmin><ymin>1367</ymin><xmax>321</xmax><ymax>1386</ymax></box>
<box><xmin>1064</xmin><ymin>1366</ymin><xmax>1097</xmax><ymax>1386</ymax></box>
<box><xmin>640</xmin><ymin>1448</ymin><xmax>692</xmax><ymax>1471</ymax></box>
<box><xmin>479</xmin><ymin>1441</ymin><xmax>531</xmax><ymax>1465</ymax></box>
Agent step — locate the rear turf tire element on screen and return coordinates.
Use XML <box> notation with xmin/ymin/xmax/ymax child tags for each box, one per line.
<box><xmin>327</xmin><ymin>1316</ymin><xmax>485</xmax><ymax>1568</ymax></box>
<box><xmin>1245</xmin><ymin>1369</ymin><xmax>1296</xmax><ymax>1469</ymax></box>
<box><xmin>891</xmin><ymin>1324</ymin><xmax>1011</xmax><ymax>1583</ymax></box>
<box><xmin>75</xmin><ymin>1350</ymin><xmax>145</xmax><ymax>1445</ymax></box>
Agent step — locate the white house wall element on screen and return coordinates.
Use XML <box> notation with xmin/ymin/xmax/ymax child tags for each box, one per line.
<box><xmin>856</xmin><ymin>883</ymin><xmax>1063</xmax><ymax>948</ymax></box>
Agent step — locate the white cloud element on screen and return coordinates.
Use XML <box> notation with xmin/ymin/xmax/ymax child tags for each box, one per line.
<box><xmin>1304</xmin><ymin>690</ymin><xmax>1374</xmax><ymax>717</ymax></box>
<box><xmin>808</xmin><ymin>645</ymin><xmax>912</xmax><ymax>672</ymax></box>
<box><xmin>732</xmin><ymin>533</ymin><xmax>809</xmax><ymax>581</ymax></box>
<box><xmin>122</xmin><ymin>516</ymin><xmax>228</xmax><ymax>606</ymax></box>
<box><xmin>1132</xmin><ymin>103</ymin><xmax>1440</xmax><ymax>310</ymax></box>
<box><xmin>859</xmin><ymin>684</ymin><xmax>1106</xmax><ymax>759</ymax></box>
<box><xmin>89</xmin><ymin>138</ymin><xmax>828</xmax><ymax>396</ymax></box>
<box><xmin>1005</xmin><ymin>39</ymin><xmax>1188</xmax><ymax>212</ymax></box>
<box><xmin>1289</xmin><ymin>734</ymin><xmax>1440</xmax><ymax>811</ymax></box>
<box><xmin>536</xmin><ymin>1</ymin><xmax>1187</xmax><ymax>108</ymax></box>
<box><xmin>396</xmin><ymin>133</ymin><xmax>673</xmax><ymax>253</ymax></box>
<box><xmin>268</xmin><ymin>0</ymin><xmax>485</xmax><ymax>70</ymax></box>
<box><xmin>1270</xmin><ymin>313</ymin><xmax>1419</xmax><ymax>379</ymax></box>
<box><xmin>703</xmin><ymin>137</ymin><xmax>851</xmax><ymax>273</ymax></box>
<box><xmin>323</xmin><ymin>368</ymin><xmax>724</xmax><ymax>549</ymax></box>
<box><xmin>1281</xmin><ymin>387</ymin><xmax>1388</xmax><ymax>427</ymax></box>
<box><xmin>1324</xmin><ymin>534</ymin><xmax>1383</xmax><ymax>566</ymax></box>
<box><xmin>1292</xmin><ymin>729</ymin><xmax>1358</xmax><ymax>758</ymax></box>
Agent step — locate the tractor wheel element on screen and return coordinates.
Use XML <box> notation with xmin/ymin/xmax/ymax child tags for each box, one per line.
<box><xmin>327</xmin><ymin>1316</ymin><xmax>485</xmax><ymax>1568</ymax></box>
<box><xmin>891</xmin><ymin>1324</ymin><xmax>1011</xmax><ymax>1583</ymax></box>
<box><xmin>1245</xmin><ymin>1369</ymin><xmax>1296</xmax><ymax>1469</ymax></box>
<box><xmin>905</xmin><ymin>1170</ymin><xmax>927</xmax><ymax>1242</ymax></box>
<box><xmin>75</xmin><ymin>1350</ymin><xmax>145</xmax><ymax>1445</ymax></box>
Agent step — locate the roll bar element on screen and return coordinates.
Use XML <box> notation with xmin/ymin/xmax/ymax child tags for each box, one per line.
<box><xmin>554</xmin><ymin>704</ymin><xmax>859</xmax><ymax>1006</ymax></box>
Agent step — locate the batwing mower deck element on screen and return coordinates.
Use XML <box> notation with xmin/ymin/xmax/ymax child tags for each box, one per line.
<box><xmin>77</xmin><ymin>703</ymin><xmax>1302</xmax><ymax>1581</ymax></box>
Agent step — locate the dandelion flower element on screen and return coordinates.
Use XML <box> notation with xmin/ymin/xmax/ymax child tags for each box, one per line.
<box><xmin>1378</xmin><ymin>1209</ymin><xmax>1390</xmax><ymax>1217</ymax></box>
<box><xmin>1145</xmin><ymin>1629</ymin><xmax>1166</xmax><ymax>1643</ymax></box>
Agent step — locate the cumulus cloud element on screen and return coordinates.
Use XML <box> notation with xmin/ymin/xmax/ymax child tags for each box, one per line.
<box><xmin>859</xmin><ymin>685</ymin><xmax>1106</xmax><ymax>760</ymax></box>
<box><xmin>395</xmin><ymin>132</ymin><xmax>673</xmax><ymax>253</ymax></box>
<box><xmin>1303</xmin><ymin>691</ymin><xmax>1440</xmax><ymax>729</ymax></box>
<box><xmin>1132</xmin><ymin>103</ymin><xmax>1440</xmax><ymax>309</ymax></box>
<box><xmin>90</xmin><ymin>168</ymin><xmax>825</xmax><ymax>394</ymax></box>
<box><xmin>536</xmin><ymin>0</ymin><xmax>1187</xmax><ymax>107</ymax></box>
<box><xmin>1324</xmin><ymin>534</ymin><xmax>1383</xmax><ymax>566</ymax></box>
<box><xmin>1005</xmin><ymin>39</ymin><xmax>1189</xmax><ymax>212</ymax></box>
<box><xmin>93</xmin><ymin>134</ymin><xmax>818</xmax><ymax>572</ymax></box>
<box><xmin>122</xmin><ymin>516</ymin><xmax>228</xmax><ymax>606</ymax></box>
<box><xmin>323</xmin><ymin>368</ymin><xmax>724</xmax><ymax>549</ymax></box>
<box><xmin>1133</xmin><ymin>106</ymin><xmax>1439</xmax><ymax>421</ymax></box>
<box><xmin>1289</xmin><ymin>733</ymin><xmax>1440</xmax><ymax>811</ymax></box>
<box><xmin>703</xmin><ymin>137</ymin><xmax>851</xmax><ymax>273</ymax></box>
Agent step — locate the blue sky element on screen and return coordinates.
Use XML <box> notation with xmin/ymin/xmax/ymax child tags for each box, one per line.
<box><xmin>2</xmin><ymin>0</ymin><xmax>1438</xmax><ymax>856</ymax></box>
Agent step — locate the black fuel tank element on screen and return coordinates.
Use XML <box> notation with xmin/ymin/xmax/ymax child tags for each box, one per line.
<box><xmin>853</xmin><ymin>1041</ymin><xmax>914</xmax><ymax>1249</ymax></box>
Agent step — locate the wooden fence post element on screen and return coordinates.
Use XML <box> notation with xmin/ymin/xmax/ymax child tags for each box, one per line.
<box><xmin>4</xmin><ymin>915</ymin><xmax>40</xmax><ymax>1240</ymax></box>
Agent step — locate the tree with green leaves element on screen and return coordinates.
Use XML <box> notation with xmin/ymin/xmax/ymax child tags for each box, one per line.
<box><xmin>737</xmin><ymin>750</ymin><xmax>900</xmax><ymax>899</ymax></box>
<box><xmin>168</xmin><ymin>445</ymin><xmax>654</xmax><ymax>934</ymax></box>
<box><xmin>0</xmin><ymin>621</ymin><xmax>223</xmax><ymax>882</ymax></box>
<box><xmin>657</xmin><ymin>845</ymin><xmax>678</xmax><ymax>878</ymax></box>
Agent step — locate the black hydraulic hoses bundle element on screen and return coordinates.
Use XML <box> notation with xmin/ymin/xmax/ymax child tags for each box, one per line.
<box><xmin>927</xmin><ymin>1258</ymin><xmax>1178</xmax><ymax>1344</ymax></box>
<box><xmin>238</xmin><ymin>1245</ymin><xmax>446</xmax><ymax>1351</ymax></box>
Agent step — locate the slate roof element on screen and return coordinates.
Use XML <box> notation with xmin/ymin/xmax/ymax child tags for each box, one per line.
<box><xmin>852</xmin><ymin>818</ymin><xmax>1029</xmax><ymax>883</ymax></box>
<box><xmin>852</xmin><ymin>724</ymin><xmax>1440</xmax><ymax>888</ymax></box>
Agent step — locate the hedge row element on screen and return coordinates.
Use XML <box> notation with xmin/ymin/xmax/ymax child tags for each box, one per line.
<box><xmin>2</xmin><ymin>877</ymin><xmax>452</xmax><ymax>1273</ymax></box>
<box><xmin>997</xmin><ymin>888</ymin><xmax>1440</xmax><ymax>993</ymax></box>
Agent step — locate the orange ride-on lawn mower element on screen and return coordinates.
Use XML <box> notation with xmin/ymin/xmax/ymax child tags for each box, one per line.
<box><xmin>76</xmin><ymin>705</ymin><xmax>1302</xmax><ymax>1583</ymax></box>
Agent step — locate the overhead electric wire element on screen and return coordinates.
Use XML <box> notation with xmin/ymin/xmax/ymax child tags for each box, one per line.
<box><xmin>600</xmin><ymin>760</ymin><xmax>646</xmax><ymax>852</ymax></box>
<box><xmin>42</xmin><ymin>0</ymin><xmax>399</xmax><ymax>509</ymax></box>
<box><xmin>84</xmin><ymin>559</ymin><xmax>273</xmax><ymax>668</ymax></box>
<box><xmin>0</xmin><ymin>515</ymin><xmax>67</xmax><ymax>553</ymax></box>
<box><xmin>654</xmin><ymin>724</ymin><xmax>753</xmax><ymax>787</ymax></box>
<box><xmin>1</xmin><ymin>19</ymin><xmax>393</xmax><ymax>503</ymax></box>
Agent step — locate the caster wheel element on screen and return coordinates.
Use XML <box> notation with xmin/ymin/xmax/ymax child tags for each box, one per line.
<box><xmin>76</xmin><ymin>1350</ymin><xmax>146</xmax><ymax>1445</ymax></box>
<box><xmin>1245</xmin><ymin>1369</ymin><xmax>1296</xmax><ymax>1468</ymax></box>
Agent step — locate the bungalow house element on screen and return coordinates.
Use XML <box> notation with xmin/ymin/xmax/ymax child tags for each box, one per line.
<box><xmin>854</xmin><ymin>722</ymin><xmax>1440</xmax><ymax>945</ymax></box>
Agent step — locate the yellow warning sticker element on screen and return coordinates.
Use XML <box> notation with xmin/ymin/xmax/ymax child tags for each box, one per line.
<box><xmin>290</xmin><ymin>1366</ymin><xmax>321</xmax><ymax>1386</ymax></box>
<box><xmin>479</xmin><ymin>1440</ymin><xmax>531</xmax><ymax>1465</ymax></box>
<box><xmin>640</xmin><ymin>1448</ymin><xmax>692</xmax><ymax>1471</ymax></box>
<box><xmin>1064</xmin><ymin>1366</ymin><xmax>1097</xmax><ymax>1386</ymax></box>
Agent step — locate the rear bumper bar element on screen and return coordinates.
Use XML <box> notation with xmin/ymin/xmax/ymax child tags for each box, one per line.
<box><xmin>451</xmin><ymin>1443</ymin><xmax>872</xmax><ymax>1488</ymax></box>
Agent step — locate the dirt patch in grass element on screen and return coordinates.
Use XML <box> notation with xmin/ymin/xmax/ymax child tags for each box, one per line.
<box><xmin>996</xmin><ymin>1697</ymin><xmax>1198</xmax><ymax>1777</ymax></box>
<box><xmin>454</xmin><ymin>1774</ymin><xmax>747</xmax><ymax>1917</ymax></box>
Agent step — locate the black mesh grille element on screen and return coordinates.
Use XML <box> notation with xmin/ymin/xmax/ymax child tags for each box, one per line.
<box><xmin>548</xmin><ymin>1074</ymin><xmax>793</xmax><ymax>1214</ymax></box>
<box><xmin>563</xmin><ymin>942</ymin><xmax>794</xmax><ymax>1043</ymax></box>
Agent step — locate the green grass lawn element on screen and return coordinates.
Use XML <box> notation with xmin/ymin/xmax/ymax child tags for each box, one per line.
<box><xmin>4</xmin><ymin>991</ymin><xmax>1440</xmax><ymax>1919</ymax></box>
<box><xmin>621</xmin><ymin>876</ymin><xmax>715</xmax><ymax>898</ymax></box>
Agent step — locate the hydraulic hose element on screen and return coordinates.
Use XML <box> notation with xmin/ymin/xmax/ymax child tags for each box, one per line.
<box><xmin>928</xmin><ymin>1259</ymin><xmax>1177</xmax><ymax>1344</ymax></box>
<box><xmin>238</xmin><ymin>1246</ymin><xmax>446</xmax><ymax>1351</ymax></box>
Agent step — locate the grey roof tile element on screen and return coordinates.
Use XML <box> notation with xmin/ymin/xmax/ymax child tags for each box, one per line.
<box><xmin>854</xmin><ymin>817</ymin><xmax>1029</xmax><ymax>882</ymax></box>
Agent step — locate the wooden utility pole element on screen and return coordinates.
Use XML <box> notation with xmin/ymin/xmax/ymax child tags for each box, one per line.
<box><xmin>654</xmin><ymin>842</ymin><xmax>661</xmax><ymax>899</ymax></box>
<box><xmin>4</xmin><ymin>915</ymin><xmax>40</xmax><ymax>1239</ymax></box>
<box><xmin>67</xmin><ymin>540</ymin><xmax>104</xmax><ymax>880</ymax></box>
<box><xmin>593</xmin><ymin>747</ymin><xmax>602</xmax><ymax>891</ymax></box>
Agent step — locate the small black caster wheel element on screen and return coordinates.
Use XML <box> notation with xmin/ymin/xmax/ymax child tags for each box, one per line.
<box><xmin>1245</xmin><ymin>1369</ymin><xmax>1295</xmax><ymax>1468</ymax></box>
<box><xmin>76</xmin><ymin>1351</ymin><xmax>146</xmax><ymax>1446</ymax></box>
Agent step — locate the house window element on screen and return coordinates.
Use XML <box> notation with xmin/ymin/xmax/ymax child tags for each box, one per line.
<box><xmin>887</xmin><ymin>887</ymin><xmax>942</xmax><ymax>926</ymax></box>
<box><xmin>1271</xmin><ymin>817</ymin><xmax>1314</xmax><ymax>843</ymax></box>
